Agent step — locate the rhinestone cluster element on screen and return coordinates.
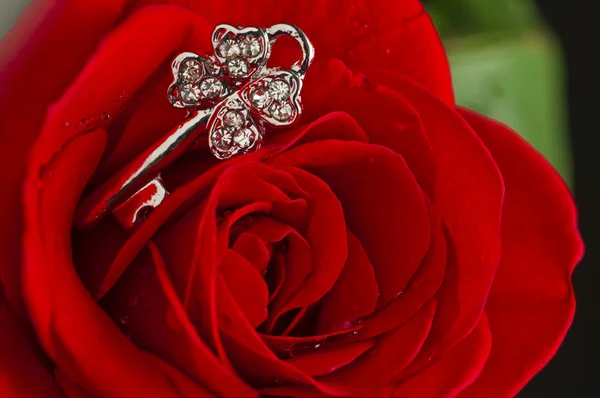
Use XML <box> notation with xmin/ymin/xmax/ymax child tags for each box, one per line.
<box><xmin>250</xmin><ymin>78</ymin><xmax>294</xmax><ymax>121</ymax></box>
<box><xmin>211</xmin><ymin>108</ymin><xmax>257</xmax><ymax>155</ymax></box>
<box><xmin>217</xmin><ymin>34</ymin><xmax>263</xmax><ymax>79</ymax></box>
<box><xmin>177</xmin><ymin>59</ymin><xmax>225</xmax><ymax>105</ymax></box>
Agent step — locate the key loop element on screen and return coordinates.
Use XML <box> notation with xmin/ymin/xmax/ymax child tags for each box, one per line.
<box><xmin>211</xmin><ymin>23</ymin><xmax>314</xmax><ymax>80</ymax></box>
<box><xmin>265</xmin><ymin>24</ymin><xmax>314</xmax><ymax>78</ymax></box>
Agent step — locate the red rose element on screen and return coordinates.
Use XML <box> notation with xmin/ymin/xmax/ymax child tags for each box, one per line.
<box><xmin>0</xmin><ymin>0</ymin><xmax>583</xmax><ymax>397</ymax></box>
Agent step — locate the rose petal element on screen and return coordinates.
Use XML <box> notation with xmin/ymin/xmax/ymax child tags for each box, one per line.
<box><xmin>270</xmin><ymin>140</ymin><xmax>430</xmax><ymax>308</ymax></box>
<box><xmin>220</xmin><ymin>249</ymin><xmax>269</xmax><ymax>328</ymax></box>
<box><xmin>100</xmin><ymin>242</ymin><xmax>253</xmax><ymax>397</ymax></box>
<box><xmin>153</xmin><ymin>355</ymin><xmax>219</xmax><ymax>397</ymax></box>
<box><xmin>0</xmin><ymin>0</ymin><xmax>128</xmax><ymax>315</ymax></box>
<box><xmin>55</xmin><ymin>369</ymin><xmax>97</xmax><ymax>398</ymax></box>
<box><xmin>267</xmin><ymin>254</ymin><xmax>286</xmax><ymax>302</ymax></box>
<box><xmin>458</xmin><ymin>109</ymin><xmax>583</xmax><ymax>397</ymax></box>
<box><xmin>258</xmin><ymin>302</ymin><xmax>436</xmax><ymax>398</ymax></box>
<box><xmin>22</xmin><ymin>129</ymin><xmax>199</xmax><ymax>397</ymax></box>
<box><xmin>270</xmin><ymin>167</ymin><xmax>347</xmax><ymax>319</ymax></box>
<box><xmin>396</xmin><ymin>314</ymin><xmax>492</xmax><ymax>397</ymax></box>
<box><xmin>32</xmin><ymin>5</ymin><xmax>212</xmax><ymax>161</ymax></box>
<box><xmin>170</xmin><ymin>164</ymin><xmax>314</xmax><ymax>361</ymax></box>
<box><xmin>146</xmin><ymin>242</ymin><xmax>254</xmax><ymax>396</ymax></box>
<box><xmin>285</xmin><ymin>340</ymin><xmax>375</xmax><ymax>377</ymax></box>
<box><xmin>268</xmin><ymin>111</ymin><xmax>369</xmax><ymax>149</ymax></box>
<box><xmin>331</xmin><ymin>200</ymin><xmax>445</xmax><ymax>345</ymax></box>
<box><xmin>216</xmin><ymin>277</ymin><xmax>359</xmax><ymax>396</ymax></box>
<box><xmin>246</xmin><ymin>219</ymin><xmax>313</xmax><ymax>332</ymax></box>
<box><xmin>72</xmin><ymin>217</ymin><xmax>128</xmax><ymax>294</ymax></box>
<box><xmin>393</xmin><ymin>76</ymin><xmax>504</xmax><ymax>352</ymax></box>
<box><xmin>91</xmin><ymin>154</ymin><xmax>264</xmax><ymax>300</ymax></box>
<box><xmin>320</xmin><ymin>300</ymin><xmax>436</xmax><ymax>390</ymax></box>
<box><xmin>317</xmin><ymin>230</ymin><xmax>378</xmax><ymax>334</ymax></box>
<box><xmin>155</xmin><ymin>199</ymin><xmax>272</xmax><ymax>307</ymax></box>
<box><xmin>0</xmin><ymin>287</ymin><xmax>64</xmax><ymax>397</ymax></box>
<box><xmin>262</xmin><ymin>322</ymin><xmax>362</xmax><ymax>358</ymax></box>
<box><xmin>301</xmin><ymin>60</ymin><xmax>437</xmax><ymax>195</ymax></box>
<box><xmin>232</xmin><ymin>232</ymin><xmax>272</xmax><ymax>274</ymax></box>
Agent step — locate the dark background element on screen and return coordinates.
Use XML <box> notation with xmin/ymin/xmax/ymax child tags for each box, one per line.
<box><xmin>520</xmin><ymin>1</ymin><xmax>597</xmax><ymax>396</ymax></box>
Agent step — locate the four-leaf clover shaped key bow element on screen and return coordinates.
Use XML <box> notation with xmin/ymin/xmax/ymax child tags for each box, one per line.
<box><xmin>74</xmin><ymin>23</ymin><xmax>314</xmax><ymax>231</ymax></box>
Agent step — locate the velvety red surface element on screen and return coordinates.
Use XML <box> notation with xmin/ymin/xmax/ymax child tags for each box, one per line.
<box><xmin>0</xmin><ymin>0</ymin><xmax>582</xmax><ymax>397</ymax></box>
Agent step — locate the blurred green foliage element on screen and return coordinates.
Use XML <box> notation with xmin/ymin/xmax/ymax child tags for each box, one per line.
<box><xmin>426</xmin><ymin>0</ymin><xmax>572</xmax><ymax>184</ymax></box>
<box><xmin>427</xmin><ymin>0</ymin><xmax>541</xmax><ymax>37</ymax></box>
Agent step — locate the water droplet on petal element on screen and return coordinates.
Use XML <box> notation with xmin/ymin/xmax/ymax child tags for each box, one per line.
<box><xmin>332</xmin><ymin>320</ymin><xmax>354</xmax><ymax>331</ymax></box>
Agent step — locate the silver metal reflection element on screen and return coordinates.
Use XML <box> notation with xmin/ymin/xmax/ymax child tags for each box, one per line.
<box><xmin>168</xmin><ymin>23</ymin><xmax>314</xmax><ymax>159</ymax></box>
<box><xmin>74</xmin><ymin>24</ymin><xmax>314</xmax><ymax>230</ymax></box>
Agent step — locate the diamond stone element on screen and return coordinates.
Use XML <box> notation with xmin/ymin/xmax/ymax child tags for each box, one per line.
<box><xmin>234</xmin><ymin>128</ymin><xmax>256</xmax><ymax>149</ymax></box>
<box><xmin>199</xmin><ymin>77</ymin><xmax>223</xmax><ymax>99</ymax></box>
<box><xmin>179</xmin><ymin>83</ymin><xmax>201</xmax><ymax>104</ymax></box>
<box><xmin>271</xmin><ymin>102</ymin><xmax>293</xmax><ymax>121</ymax></box>
<box><xmin>268</xmin><ymin>79</ymin><xmax>291</xmax><ymax>101</ymax></box>
<box><xmin>223</xmin><ymin>110</ymin><xmax>245</xmax><ymax>130</ymax></box>
<box><xmin>211</xmin><ymin>128</ymin><xmax>233</xmax><ymax>151</ymax></box>
<box><xmin>181</xmin><ymin>59</ymin><xmax>202</xmax><ymax>82</ymax></box>
<box><xmin>218</xmin><ymin>38</ymin><xmax>241</xmax><ymax>58</ymax></box>
<box><xmin>227</xmin><ymin>59</ymin><xmax>249</xmax><ymax>78</ymax></box>
<box><xmin>240</xmin><ymin>36</ymin><xmax>262</xmax><ymax>58</ymax></box>
<box><xmin>250</xmin><ymin>86</ymin><xmax>271</xmax><ymax>109</ymax></box>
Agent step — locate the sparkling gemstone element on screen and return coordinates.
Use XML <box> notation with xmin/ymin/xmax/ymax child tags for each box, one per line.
<box><xmin>211</xmin><ymin>128</ymin><xmax>233</xmax><ymax>151</ymax></box>
<box><xmin>271</xmin><ymin>102</ymin><xmax>293</xmax><ymax>121</ymax></box>
<box><xmin>199</xmin><ymin>77</ymin><xmax>223</xmax><ymax>99</ymax></box>
<box><xmin>250</xmin><ymin>85</ymin><xmax>271</xmax><ymax>109</ymax></box>
<box><xmin>268</xmin><ymin>79</ymin><xmax>291</xmax><ymax>101</ymax></box>
<box><xmin>234</xmin><ymin>128</ymin><xmax>256</xmax><ymax>149</ymax></box>
<box><xmin>181</xmin><ymin>59</ymin><xmax>202</xmax><ymax>82</ymax></box>
<box><xmin>240</xmin><ymin>36</ymin><xmax>262</xmax><ymax>58</ymax></box>
<box><xmin>179</xmin><ymin>83</ymin><xmax>201</xmax><ymax>104</ymax></box>
<box><xmin>227</xmin><ymin>59</ymin><xmax>249</xmax><ymax>78</ymax></box>
<box><xmin>223</xmin><ymin>110</ymin><xmax>245</xmax><ymax>130</ymax></box>
<box><xmin>218</xmin><ymin>38</ymin><xmax>241</xmax><ymax>58</ymax></box>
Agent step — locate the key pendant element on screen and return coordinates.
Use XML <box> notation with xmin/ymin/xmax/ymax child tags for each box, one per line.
<box><xmin>74</xmin><ymin>24</ymin><xmax>314</xmax><ymax>230</ymax></box>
